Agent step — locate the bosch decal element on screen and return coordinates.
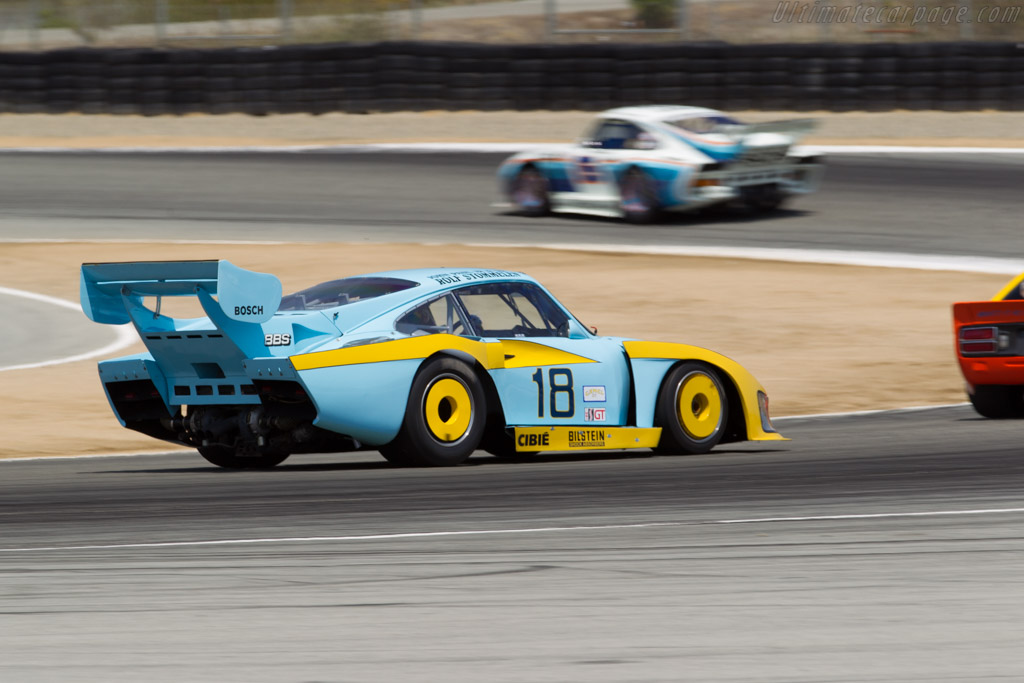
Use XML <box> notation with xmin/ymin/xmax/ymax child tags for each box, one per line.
<box><xmin>235</xmin><ymin>305</ymin><xmax>264</xmax><ymax>317</ymax></box>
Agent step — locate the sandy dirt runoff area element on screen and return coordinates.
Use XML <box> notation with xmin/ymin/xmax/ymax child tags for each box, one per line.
<box><xmin>0</xmin><ymin>110</ymin><xmax>1016</xmax><ymax>458</ymax></box>
<box><xmin>0</xmin><ymin>242</ymin><xmax>1008</xmax><ymax>459</ymax></box>
<box><xmin>0</xmin><ymin>110</ymin><xmax>1023</xmax><ymax>148</ymax></box>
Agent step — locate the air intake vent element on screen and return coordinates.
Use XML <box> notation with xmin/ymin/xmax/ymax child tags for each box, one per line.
<box><xmin>192</xmin><ymin>363</ymin><xmax>225</xmax><ymax>379</ymax></box>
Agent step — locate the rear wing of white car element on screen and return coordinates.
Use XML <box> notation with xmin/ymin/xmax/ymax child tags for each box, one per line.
<box><xmin>717</xmin><ymin>118</ymin><xmax>817</xmax><ymax>141</ymax></box>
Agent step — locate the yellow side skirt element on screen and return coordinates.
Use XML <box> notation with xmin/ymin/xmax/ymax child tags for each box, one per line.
<box><xmin>513</xmin><ymin>426</ymin><xmax>662</xmax><ymax>452</ymax></box>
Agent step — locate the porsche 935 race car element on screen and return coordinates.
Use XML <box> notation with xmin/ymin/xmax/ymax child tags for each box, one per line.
<box><xmin>498</xmin><ymin>105</ymin><xmax>824</xmax><ymax>223</ymax></box>
<box><xmin>953</xmin><ymin>272</ymin><xmax>1024</xmax><ymax>418</ymax></box>
<box><xmin>81</xmin><ymin>261</ymin><xmax>783</xmax><ymax>468</ymax></box>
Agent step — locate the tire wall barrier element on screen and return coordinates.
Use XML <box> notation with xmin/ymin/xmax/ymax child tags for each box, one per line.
<box><xmin>0</xmin><ymin>41</ymin><xmax>1021</xmax><ymax>115</ymax></box>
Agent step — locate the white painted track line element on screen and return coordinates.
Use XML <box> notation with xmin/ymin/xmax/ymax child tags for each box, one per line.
<box><xmin>4</xmin><ymin>507</ymin><xmax>1024</xmax><ymax>553</ymax></box>
<box><xmin>0</xmin><ymin>285</ymin><xmax>138</xmax><ymax>372</ymax></box>
<box><xmin>469</xmin><ymin>242</ymin><xmax>1024</xmax><ymax>274</ymax></box>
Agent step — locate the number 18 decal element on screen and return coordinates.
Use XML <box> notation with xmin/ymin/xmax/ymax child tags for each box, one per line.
<box><xmin>531</xmin><ymin>367</ymin><xmax>575</xmax><ymax>418</ymax></box>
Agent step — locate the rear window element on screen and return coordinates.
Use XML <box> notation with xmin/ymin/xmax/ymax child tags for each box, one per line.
<box><xmin>667</xmin><ymin>115</ymin><xmax>741</xmax><ymax>134</ymax></box>
<box><xmin>279</xmin><ymin>277</ymin><xmax>418</xmax><ymax>311</ymax></box>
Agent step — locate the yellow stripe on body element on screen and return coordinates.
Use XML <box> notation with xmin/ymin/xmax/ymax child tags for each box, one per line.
<box><xmin>514</xmin><ymin>426</ymin><xmax>662</xmax><ymax>452</ymax></box>
<box><xmin>291</xmin><ymin>335</ymin><xmax>595</xmax><ymax>371</ymax></box>
<box><xmin>496</xmin><ymin>339</ymin><xmax>595</xmax><ymax>369</ymax></box>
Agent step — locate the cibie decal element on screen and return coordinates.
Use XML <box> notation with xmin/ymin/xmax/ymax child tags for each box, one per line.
<box><xmin>582</xmin><ymin>385</ymin><xmax>606</xmax><ymax>402</ymax></box>
<box><xmin>518</xmin><ymin>432</ymin><xmax>550</xmax><ymax>448</ymax></box>
<box><xmin>265</xmin><ymin>333</ymin><xmax>292</xmax><ymax>347</ymax></box>
<box><xmin>584</xmin><ymin>407</ymin><xmax>606</xmax><ymax>422</ymax></box>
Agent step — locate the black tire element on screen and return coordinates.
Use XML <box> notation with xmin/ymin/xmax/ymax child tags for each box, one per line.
<box><xmin>619</xmin><ymin>168</ymin><xmax>661</xmax><ymax>224</ymax></box>
<box><xmin>741</xmin><ymin>183</ymin><xmax>786</xmax><ymax>212</ymax></box>
<box><xmin>482</xmin><ymin>426</ymin><xmax>534</xmax><ymax>460</ymax></box>
<box><xmin>969</xmin><ymin>385</ymin><xmax>1024</xmax><ymax>419</ymax></box>
<box><xmin>197</xmin><ymin>445</ymin><xmax>290</xmax><ymax>469</ymax></box>
<box><xmin>654</xmin><ymin>363</ymin><xmax>728</xmax><ymax>455</ymax></box>
<box><xmin>377</xmin><ymin>441</ymin><xmax>419</xmax><ymax>466</ymax></box>
<box><xmin>511</xmin><ymin>166</ymin><xmax>550</xmax><ymax>217</ymax></box>
<box><xmin>393</xmin><ymin>357</ymin><xmax>487</xmax><ymax>466</ymax></box>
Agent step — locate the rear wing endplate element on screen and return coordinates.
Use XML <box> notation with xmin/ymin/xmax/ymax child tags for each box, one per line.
<box><xmin>81</xmin><ymin>260</ymin><xmax>282</xmax><ymax>325</ymax></box>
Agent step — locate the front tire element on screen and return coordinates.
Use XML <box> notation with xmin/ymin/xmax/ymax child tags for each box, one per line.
<box><xmin>391</xmin><ymin>357</ymin><xmax>487</xmax><ymax>466</ymax></box>
<box><xmin>654</xmin><ymin>363</ymin><xmax>728</xmax><ymax>455</ymax></box>
<box><xmin>619</xmin><ymin>168</ymin><xmax>661</xmax><ymax>224</ymax></box>
<box><xmin>969</xmin><ymin>385</ymin><xmax>1024</xmax><ymax>419</ymax></box>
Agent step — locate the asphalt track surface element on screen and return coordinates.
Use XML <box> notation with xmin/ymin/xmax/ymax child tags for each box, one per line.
<box><xmin>3</xmin><ymin>151</ymin><xmax>1024</xmax><ymax>682</ymax></box>
<box><xmin>0</xmin><ymin>150</ymin><xmax>1021</xmax><ymax>255</ymax></box>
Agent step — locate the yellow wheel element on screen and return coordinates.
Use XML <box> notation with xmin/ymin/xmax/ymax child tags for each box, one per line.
<box><xmin>655</xmin><ymin>363</ymin><xmax>728</xmax><ymax>455</ymax></box>
<box><xmin>424</xmin><ymin>377</ymin><xmax>473</xmax><ymax>443</ymax></box>
<box><xmin>675</xmin><ymin>372</ymin><xmax>724</xmax><ymax>441</ymax></box>
<box><xmin>384</xmin><ymin>357</ymin><xmax>486</xmax><ymax>467</ymax></box>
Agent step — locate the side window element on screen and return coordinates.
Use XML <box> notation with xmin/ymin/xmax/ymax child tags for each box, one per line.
<box><xmin>455</xmin><ymin>283</ymin><xmax>569</xmax><ymax>338</ymax></box>
<box><xmin>395</xmin><ymin>295</ymin><xmax>468</xmax><ymax>336</ymax></box>
<box><xmin>588</xmin><ymin>121</ymin><xmax>646</xmax><ymax>150</ymax></box>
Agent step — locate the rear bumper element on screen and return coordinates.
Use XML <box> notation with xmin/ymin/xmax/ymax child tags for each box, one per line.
<box><xmin>958</xmin><ymin>356</ymin><xmax>1024</xmax><ymax>388</ymax></box>
<box><xmin>704</xmin><ymin>158</ymin><xmax>824</xmax><ymax>193</ymax></box>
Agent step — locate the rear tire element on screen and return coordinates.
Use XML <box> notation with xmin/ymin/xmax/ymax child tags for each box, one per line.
<box><xmin>197</xmin><ymin>445</ymin><xmax>290</xmax><ymax>469</ymax></box>
<box><xmin>511</xmin><ymin>166</ymin><xmax>550</xmax><ymax>217</ymax></box>
<box><xmin>378</xmin><ymin>442</ymin><xmax>419</xmax><ymax>466</ymax></box>
<box><xmin>654</xmin><ymin>363</ymin><xmax>728</xmax><ymax>455</ymax></box>
<box><xmin>969</xmin><ymin>385</ymin><xmax>1024</xmax><ymax>418</ymax></box>
<box><xmin>482</xmin><ymin>427</ymin><xmax>534</xmax><ymax>460</ymax></box>
<box><xmin>392</xmin><ymin>357</ymin><xmax>487</xmax><ymax>466</ymax></box>
<box><xmin>619</xmin><ymin>168</ymin><xmax>661</xmax><ymax>224</ymax></box>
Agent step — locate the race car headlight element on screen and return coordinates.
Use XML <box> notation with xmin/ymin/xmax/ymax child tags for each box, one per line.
<box><xmin>758</xmin><ymin>391</ymin><xmax>777</xmax><ymax>433</ymax></box>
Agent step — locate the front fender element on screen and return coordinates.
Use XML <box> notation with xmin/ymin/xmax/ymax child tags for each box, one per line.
<box><xmin>623</xmin><ymin>341</ymin><xmax>784</xmax><ymax>442</ymax></box>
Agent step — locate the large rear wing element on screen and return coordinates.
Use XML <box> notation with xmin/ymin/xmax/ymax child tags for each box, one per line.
<box><xmin>81</xmin><ymin>260</ymin><xmax>282</xmax><ymax>326</ymax></box>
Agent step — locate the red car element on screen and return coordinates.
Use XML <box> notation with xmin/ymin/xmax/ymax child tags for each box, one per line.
<box><xmin>953</xmin><ymin>273</ymin><xmax>1024</xmax><ymax>417</ymax></box>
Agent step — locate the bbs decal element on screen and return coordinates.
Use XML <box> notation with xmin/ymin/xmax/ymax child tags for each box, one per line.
<box><xmin>265</xmin><ymin>333</ymin><xmax>292</xmax><ymax>347</ymax></box>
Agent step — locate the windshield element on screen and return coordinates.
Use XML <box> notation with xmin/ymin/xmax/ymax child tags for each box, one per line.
<box><xmin>455</xmin><ymin>282</ymin><xmax>570</xmax><ymax>338</ymax></box>
<box><xmin>667</xmin><ymin>114</ymin><xmax>742</xmax><ymax>134</ymax></box>
<box><xmin>278</xmin><ymin>277</ymin><xmax>418</xmax><ymax>311</ymax></box>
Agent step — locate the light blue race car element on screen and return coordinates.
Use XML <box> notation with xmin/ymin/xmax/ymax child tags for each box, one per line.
<box><xmin>82</xmin><ymin>260</ymin><xmax>784</xmax><ymax>468</ymax></box>
<box><xmin>498</xmin><ymin>105</ymin><xmax>824</xmax><ymax>223</ymax></box>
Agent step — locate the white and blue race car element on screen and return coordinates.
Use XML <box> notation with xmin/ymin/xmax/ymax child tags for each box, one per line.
<box><xmin>498</xmin><ymin>105</ymin><xmax>824</xmax><ymax>222</ymax></box>
<box><xmin>81</xmin><ymin>261</ymin><xmax>784</xmax><ymax>469</ymax></box>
